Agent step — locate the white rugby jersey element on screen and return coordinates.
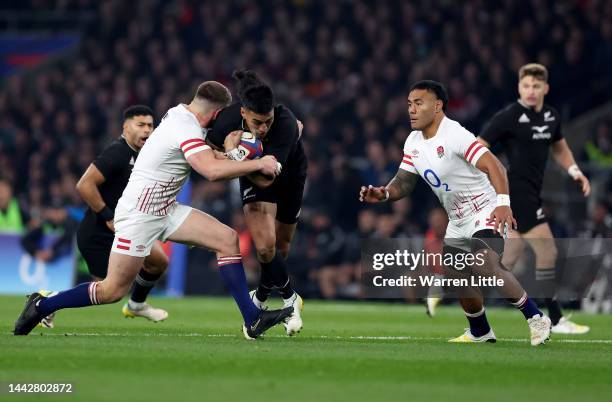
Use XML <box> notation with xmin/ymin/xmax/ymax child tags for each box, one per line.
<box><xmin>118</xmin><ymin>104</ymin><xmax>210</xmax><ymax>216</ymax></box>
<box><xmin>400</xmin><ymin>116</ymin><xmax>496</xmax><ymax>221</ymax></box>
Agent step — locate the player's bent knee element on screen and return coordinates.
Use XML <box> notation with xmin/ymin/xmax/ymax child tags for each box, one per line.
<box><xmin>256</xmin><ymin>245</ymin><xmax>276</xmax><ymax>263</ymax></box>
<box><xmin>217</xmin><ymin>229</ymin><xmax>240</xmax><ymax>256</ymax></box>
<box><xmin>501</xmin><ymin>252</ymin><xmax>519</xmax><ymax>270</ymax></box>
<box><xmin>161</xmin><ymin>256</ymin><xmax>170</xmax><ymax>271</ymax></box>
<box><xmin>159</xmin><ymin>251</ymin><xmax>170</xmax><ymax>269</ymax></box>
<box><xmin>470</xmin><ymin>230</ymin><xmax>504</xmax><ymax>256</ymax></box>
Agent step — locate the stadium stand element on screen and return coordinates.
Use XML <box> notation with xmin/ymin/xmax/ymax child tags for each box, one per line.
<box><xmin>0</xmin><ymin>0</ymin><xmax>610</xmax><ymax>297</ymax></box>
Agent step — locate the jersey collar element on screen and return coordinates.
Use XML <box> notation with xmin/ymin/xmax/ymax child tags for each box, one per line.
<box><xmin>422</xmin><ymin>116</ymin><xmax>448</xmax><ymax>141</ymax></box>
<box><xmin>517</xmin><ymin>99</ymin><xmax>545</xmax><ymax>113</ymax></box>
<box><xmin>121</xmin><ymin>135</ymin><xmax>139</xmax><ymax>153</ymax></box>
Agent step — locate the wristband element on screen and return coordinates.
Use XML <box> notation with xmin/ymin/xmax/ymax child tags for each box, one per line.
<box><xmin>496</xmin><ymin>194</ymin><xmax>510</xmax><ymax>207</ymax></box>
<box><xmin>568</xmin><ymin>164</ymin><xmax>582</xmax><ymax>179</ymax></box>
<box><xmin>381</xmin><ymin>188</ymin><xmax>390</xmax><ymax>202</ymax></box>
<box><xmin>97</xmin><ymin>206</ymin><xmax>114</xmax><ymax>222</ymax></box>
<box><xmin>226</xmin><ymin>148</ymin><xmax>243</xmax><ymax>161</ymax></box>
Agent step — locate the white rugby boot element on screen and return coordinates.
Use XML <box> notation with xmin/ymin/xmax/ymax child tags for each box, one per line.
<box><xmin>282</xmin><ymin>292</ymin><xmax>304</xmax><ymax>336</ymax></box>
<box><xmin>448</xmin><ymin>328</ymin><xmax>496</xmax><ymax>343</ymax></box>
<box><xmin>527</xmin><ymin>314</ymin><xmax>552</xmax><ymax>346</ymax></box>
<box><xmin>426</xmin><ymin>297</ymin><xmax>442</xmax><ymax>317</ymax></box>
<box><xmin>551</xmin><ymin>316</ymin><xmax>590</xmax><ymax>334</ymax></box>
<box><xmin>122</xmin><ymin>301</ymin><xmax>168</xmax><ymax>322</ymax></box>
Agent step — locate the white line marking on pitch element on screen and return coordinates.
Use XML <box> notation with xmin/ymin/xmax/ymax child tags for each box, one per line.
<box><xmin>26</xmin><ymin>332</ymin><xmax>612</xmax><ymax>344</ymax></box>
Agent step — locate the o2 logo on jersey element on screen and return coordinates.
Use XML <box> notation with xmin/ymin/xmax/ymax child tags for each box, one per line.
<box><xmin>423</xmin><ymin>169</ymin><xmax>451</xmax><ymax>192</ymax></box>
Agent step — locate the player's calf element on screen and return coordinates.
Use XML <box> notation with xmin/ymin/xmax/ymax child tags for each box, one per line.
<box><xmin>126</xmin><ymin>243</ymin><xmax>170</xmax><ymax>316</ymax></box>
<box><xmin>14</xmin><ymin>282</ymin><xmax>106</xmax><ymax>335</ymax></box>
<box><xmin>95</xmin><ymin>280</ymin><xmax>131</xmax><ymax>304</ymax></box>
<box><xmin>276</xmin><ymin>241</ymin><xmax>291</xmax><ymax>260</ymax></box>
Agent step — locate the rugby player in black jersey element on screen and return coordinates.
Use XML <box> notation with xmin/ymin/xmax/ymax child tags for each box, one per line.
<box><xmin>479</xmin><ymin>63</ymin><xmax>591</xmax><ymax>334</ymax></box>
<box><xmin>206</xmin><ymin>70</ymin><xmax>307</xmax><ymax>336</ymax></box>
<box><xmin>39</xmin><ymin>106</ymin><xmax>170</xmax><ymax>327</ymax></box>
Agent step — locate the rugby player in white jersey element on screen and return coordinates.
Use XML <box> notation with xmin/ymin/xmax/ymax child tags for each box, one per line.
<box><xmin>14</xmin><ymin>81</ymin><xmax>293</xmax><ymax>340</ymax></box>
<box><xmin>360</xmin><ymin>80</ymin><xmax>552</xmax><ymax>345</ymax></box>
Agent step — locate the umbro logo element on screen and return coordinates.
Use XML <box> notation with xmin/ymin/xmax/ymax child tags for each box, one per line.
<box><xmin>544</xmin><ymin>111</ymin><xmax>555</xmax><ymax>122</ymax></box>
<box><xmin>129</xmin><ymin>157</ymin><xmax>135</xmax><ymax>165</ymax></box>
<box><xmin>518</xmin><ymin>113</ymin><xmax>530</xmax><ymax>123</ymax></box>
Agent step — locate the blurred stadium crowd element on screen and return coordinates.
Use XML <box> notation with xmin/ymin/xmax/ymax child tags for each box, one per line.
<box><xmin>0</xmin><ymin>0</ymin><xmax>611</xmax><ymax>297</ymax></box>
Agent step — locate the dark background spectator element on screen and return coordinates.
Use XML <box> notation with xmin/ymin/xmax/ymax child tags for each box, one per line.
<box><xmin>1</xmin><ymin>0</ymin><xmax>610</xmax><ymax>297</ymax></box>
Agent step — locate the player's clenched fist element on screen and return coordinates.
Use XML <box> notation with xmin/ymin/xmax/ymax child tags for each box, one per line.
<box><xmin>224</xmin><ymin>130</ymin><xmax>243</xmax><ymax>151</ymax></box>
<box><xmin>359</xmin><ymin>185</ymin><xmax>388</xmax><ymax>203</ymax></box>
<box><xmin>259</xmin><ymin>155</ymin><xmax>282</xmax><ymax>177</ymax></box>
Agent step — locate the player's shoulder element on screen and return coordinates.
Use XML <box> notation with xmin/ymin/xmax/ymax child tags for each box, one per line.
<box><xmin>207</xmin><ymin>103</ymin><xmax>242</xmax><ymax>148</ymax></box>
<box><xmin>272</xmin><ymin>104</ymin><xmax>298</xmax><ymax>131</ymax></box>
<box><xmin>269</xmin><ymin>104</ymin><xmax>298</xmax><ymax>140</ymax></box>
<box><xmin>163</xmin><ymin>104</ymin><xmax>199</xmax><ymax>128</ymax></box>
<box><xmin>100</xmin><ymin>137</ymin><xmax>132</xmax><ymax>158</ymax></box>
<box><xmin>210</xmin><ymin>103</ymin><xmax>242</xmax><ymax>133</ymax></box>
<box><xmin>274</xmin><ymin>104</ymin><xmax>297</xmax><ymax>120</ymax></box>
<box><xmin>404</xmin><ymin>130</ymin><xmax>422</xmax><ymax>148</ymax></box>
<box><xmin>492</xmin><ymin>102</ymin><xmax>522</xmax><ymax>120</ymax></box>
<box><xmin>542</xmin><ymin>103</ymin><xmax>561</xmax><ymax>117</ymax></box>
<box><xmin>442</xmin><ymin>116</ymin><xmax>474</xmax><ymax>137</ymax></box>
<box><xmin>215</xmin><ymin>102</ymin><xmax>242</xmax><ymax>123</ymax></box>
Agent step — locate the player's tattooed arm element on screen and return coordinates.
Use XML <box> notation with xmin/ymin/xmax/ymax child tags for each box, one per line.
<box><xmin>360</xmin><ymin>170</ymin><xmax>418</xmax><ymax>203</ymax></box>
<box><xmin>387</xmin><ymin>170</ymin><xmax>419</xmax><ymax>200</ymax></box>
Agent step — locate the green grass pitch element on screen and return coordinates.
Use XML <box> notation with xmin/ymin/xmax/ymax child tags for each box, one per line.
<box><xmin>1</xmin><ymin>295</ymin><xmax>611</xmax><ymax>402</ymax></box>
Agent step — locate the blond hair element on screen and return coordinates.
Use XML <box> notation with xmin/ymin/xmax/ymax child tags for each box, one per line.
<box><xmin>519</xmin><ymin>63</ymin><xmax>548</xmax><ymax>82</ymax></box>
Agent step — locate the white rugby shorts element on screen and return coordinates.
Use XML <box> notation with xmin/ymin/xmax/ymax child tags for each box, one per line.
<box><xmin>444</xmin><ymin>206</ymin><xmax>505</xmax><ymax>251</ymax></box>
<box><xmin>111</xmin><ymin>202</ymin><xmax>192</xmax><ymax>257</ymax></box>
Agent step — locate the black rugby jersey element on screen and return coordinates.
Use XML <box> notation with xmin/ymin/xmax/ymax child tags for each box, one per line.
<box><xmin>83</xmin><ymin>137</ymin><xmax>138</xmax><ymax>229</ymax></box>
<box><xmin>480</xmin><ymin>101</ymin><xmax>563</xmax><ymax>196</ymax></box>
<box><xmin>206</xmin><ymin>103</ymin><xmax>307</xmax><ymax>180</ymax></box>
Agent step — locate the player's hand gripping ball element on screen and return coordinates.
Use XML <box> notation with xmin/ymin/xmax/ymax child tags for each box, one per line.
<box><xmin>236</xmin><ymin>132</ymin><xmax>264</xmax><ymax>160</ymax></box>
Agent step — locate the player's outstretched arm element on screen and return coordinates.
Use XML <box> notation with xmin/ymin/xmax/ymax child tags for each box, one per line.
<box><xmin>359</xmin><ymin>170</ymin><xmax>418</xmax><ymax>203</ymax></box>
<box><xmin>475</xmin><ymin>152</ymin><xmax>517</xmax><ymax>233</ymax></box>
<box><xmin>187</xmin><ymin>148</ymin><xmax>280</xmax><ymax>181</ymax></box>
<box><xmin>551</xmin><ymin>138</ymin><xmax>591</xmax><ymax>196</ymax></box>
<box><xmin>76</xmin><ymin>164</ymin><xmax>115</xmax><ymax>232</ymax></box>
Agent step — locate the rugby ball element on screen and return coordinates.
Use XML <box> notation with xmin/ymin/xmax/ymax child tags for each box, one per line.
<box><xmin>236</xmin><ymin>131</ymin><xmax>263</xmax><ymax>160</ymax></box>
